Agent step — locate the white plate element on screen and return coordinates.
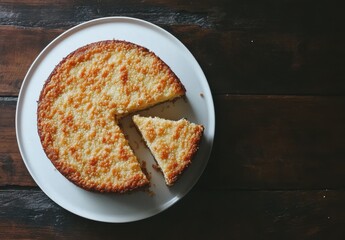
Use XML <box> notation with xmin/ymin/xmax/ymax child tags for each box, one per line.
<box><xmin>16</xmin><ymin>17</ymin><xmax>215</xmax><ymax>222</ymax></box>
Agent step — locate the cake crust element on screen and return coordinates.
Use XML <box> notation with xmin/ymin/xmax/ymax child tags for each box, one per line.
<box><xmin>37</xmin><ymin>40</ymin><xmax>185</xmax><ymax>192</ymax></box>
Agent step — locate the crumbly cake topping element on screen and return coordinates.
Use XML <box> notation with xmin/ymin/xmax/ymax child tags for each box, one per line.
<box><xmin>37</xmin><ymin>40</ymin><xmax>185</xmax><ymax>192</ymax></box>
<box><xmin>133</xmin><ymin>115</ymin><xmax>204</xmax><ymax>186</ymax></box>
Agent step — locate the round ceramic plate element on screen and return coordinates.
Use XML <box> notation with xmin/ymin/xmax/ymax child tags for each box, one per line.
<box><xmin>16</xmin><ymin>17</ymin><xmax>215</xmax><ymax>222</ymax></box>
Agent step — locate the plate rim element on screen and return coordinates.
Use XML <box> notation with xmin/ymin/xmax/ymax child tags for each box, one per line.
<box><xmin>15</xmin><ymin>16</ymin><xmax>215</xmax><ymax>222</ymax></box>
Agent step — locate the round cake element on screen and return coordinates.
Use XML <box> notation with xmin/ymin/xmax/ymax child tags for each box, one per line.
<box><xmin>37</xmin><ymin>40</ymin><xmax>185</xmax><ymax>192</ymax></box>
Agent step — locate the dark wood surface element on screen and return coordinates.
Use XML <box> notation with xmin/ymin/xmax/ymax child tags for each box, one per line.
<box><xmin>1</xmin><ymin>0</ymin><xmax>345</xmax><ymax>239</ymax></box>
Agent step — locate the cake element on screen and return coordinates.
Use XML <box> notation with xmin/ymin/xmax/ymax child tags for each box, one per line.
<box><xmin>37</xmin><ymin>40</ymin><xmax>185</xmax><ymax>192</ymax></box>
<box><xmin>133</xmin><ymin>115</ymin><xmax>204</xmax><ymax>186</ymax></box>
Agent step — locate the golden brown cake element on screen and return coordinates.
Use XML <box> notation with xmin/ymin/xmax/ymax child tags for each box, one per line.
<box><xmin>37</xmin><ymin>40</ymin><xmax>185</xmax><ymax>192</ymax></box>
<box><xmin>132</xmin><ymin>115</ymin><xmax>204</xmax><ymax>186</ymax></box>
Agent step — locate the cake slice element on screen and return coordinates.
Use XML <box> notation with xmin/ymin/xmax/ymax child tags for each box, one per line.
<box><xmin>133</xmin><ymin>115</ymin><xmax>204</xmax><ymax>186</ymax></box>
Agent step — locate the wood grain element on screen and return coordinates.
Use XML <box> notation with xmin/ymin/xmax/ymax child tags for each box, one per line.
<box><xmin>0</xmin><ymin>98</ymin><xmax>34</xmax><ymax>186</ymax></box>
<box><xmin>1</xmin><ymin>0</ymin><xmax>345</xmax><ymax>31</ymax></box>
<box><xmin>2</xmin><ymin>95</ymin><xmax>345</xmax><ymax>189</ymax></box>
<box><xmin>0</xmin><ymin>0</ymin><xmax>225</xmax><ymax>28</ymax></box>
<box><xmin>168</xmin><ymin>26</ymin><xmax>345</xmax><ymax>95</ymax></box>
<box><xmin>0</xmin><ymin>26</ymin><xmax>62</xmax><ymax>96</ymax></box>
<box><xmin>1</xmin><ymin>25</ymin><xmax>345</xmax><ymax>96</ymax></box>
<box><xmin>201</xmin><ymin>95</ymin><xmax>345</xmax><ymax>190</ymax></box>
<box><xmin>0</xmin><ymin>189</ymin><xmax>344</xmax><ymax>239</ymax></box>
<box><xmin>1</xmin><ymin>0</ymin><xmax>345</xmax><ymax>96</ymax></box>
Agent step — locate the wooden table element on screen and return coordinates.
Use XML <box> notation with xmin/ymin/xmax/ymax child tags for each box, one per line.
<box><xmin>1</xmin><ymin>0</ymin><xmax>345</xmax><ymax>239</ymax></box>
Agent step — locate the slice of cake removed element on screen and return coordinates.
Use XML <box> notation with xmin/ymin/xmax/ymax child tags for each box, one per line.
<box><xmin>133</xmin><ymin>115</ymin><xmax>204</xmax><ymax>186</ymax></box>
